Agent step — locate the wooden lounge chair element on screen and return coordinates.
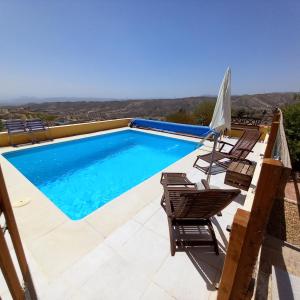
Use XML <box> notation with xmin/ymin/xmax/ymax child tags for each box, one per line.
<box><xmin>26</xmin><ymin>119</ymin><xmax>52</xmax><ymax>143</ymax></box>
<box><xmin>193</xmin><ymin>129</ymin><xmax>261</xmax><ymax>173</ymax></box>
<box><xmin>160</xmin><ymin>172</ymin><xmax>197</xmax><ymax>211</ymax></box>
<box><xmin>162</xmin><ymin>179</ymin><xmax>240</xmax><ymax>255</ymax></box>
<box><xmin>5</xmin><ymin>119</ymin><xmax>31</xmax><ymax>146</ymax></box>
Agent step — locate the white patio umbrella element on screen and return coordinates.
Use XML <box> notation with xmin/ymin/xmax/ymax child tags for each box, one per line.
<box><xmin>207</xmin><ymin>67</ymin><xmax>232</xmax><ymax>182</ymax></box>
<box><xmin>210</xmin><ymin>67</ymin><xmax>231</xmax><ymax>133</ymax></box>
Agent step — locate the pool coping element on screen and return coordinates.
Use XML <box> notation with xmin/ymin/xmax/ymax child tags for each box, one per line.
<box><xmin>0</xmin><ymin>126</ymin><xmax>216</xmax><ymax>279</ymax></box>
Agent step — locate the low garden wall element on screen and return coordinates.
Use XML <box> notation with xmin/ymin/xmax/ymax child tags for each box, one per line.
<box><xmin>229</xmin><ymin>125</ymin><xmax>268</xmax><ymax>141</ymax></box>
<box><xmin>0</xmin><ymin>118</ymin><xmax>132</xmax><ymax>147</ymax></box>
<box><xmin>0</xmin><ymin>118</ymin><xmax>268</xmax><ymax>147</ymax></box>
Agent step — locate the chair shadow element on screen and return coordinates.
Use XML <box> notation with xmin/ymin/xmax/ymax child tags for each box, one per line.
<box><xmin>211</xmin><ymin>194</ymin><xmax>247</xmax><ymax>249</ymax></box>
<box><xmin>183</xmin><ymin>246</ymin><xmax>226</xmax><ymax>291</ymax></box>
<box><xmin>194</xmin><ymin>161</ymin><xmax>227</xmax><ymax>175</ymax></box>
<box><xmin>211</xmin><ymin>216</ymin><xmax>229</xmax><ymax>248</ymax></box>
<box><xmin>208</xmin><ymin>165</ymin><xmax>227</xmax><ymax>175</ymax></box>
<box><xmin>176</xmin><ymin>221</ymin><xmax>229</xmax><ymax>291</ymax></box>
<box><xmin>233</xmin><ymin>193</ymin><xmax>246</xmax><ymax>205</ymax></box>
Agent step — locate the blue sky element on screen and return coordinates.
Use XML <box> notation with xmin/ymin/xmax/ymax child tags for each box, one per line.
<box><xmin>0</xmin><ymin>0</ymin><xmax>299</xmax><ymax>101</ymax></box>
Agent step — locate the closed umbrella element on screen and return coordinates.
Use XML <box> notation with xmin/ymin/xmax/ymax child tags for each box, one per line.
<box><xmin>210</xmin><ymin>67</ymin><xmax>231</xmax><ymax>133</ymax></box>
<box><xmin>207</xmin><ymin>67</ymin><xmax>232</xmax><ymax>182</ymax></box>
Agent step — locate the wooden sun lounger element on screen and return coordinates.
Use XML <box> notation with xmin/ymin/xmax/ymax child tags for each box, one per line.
<box><xmin>5</xmin><ymin>120</ymin><xmax>31</xmax><ymax>146</ymax></box>
<box><xmin>161</xmin><ymin>179</ymin><xmax>241</xmax><ymax>255</ymax></box>
<box><xmin>193</xmin><ymin>129</ymin><xmax>261</xmax><ymax>173</ymax></box>
<box><xmin>26</xmin><ymin>119</ymin><xmax>52</xmax><ymax>143</ymax></box>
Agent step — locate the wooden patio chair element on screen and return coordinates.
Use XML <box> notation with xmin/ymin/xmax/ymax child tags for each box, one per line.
<box><xmin>5</xmin><ymin>119</ymin><xmax>31</xmax><ymax>146</ymax></box>
<box><xmin>162</xmin><ymin>179</ymin><xmax>240</xmax><ymax>255</ymax></box>
<box><xmin>160</xmin><ymin>172</ymin><xmax>197</xmax><ymax>210</ymax></box>
<box><xmin>193</xmin><ymin>129</ymin><xmax>261</xmax><ymax>173</ymax></box>
<box><xmin>26</xmin><ymin>119</ymin><xmax>52</xmax><ymax>143</ymax></box>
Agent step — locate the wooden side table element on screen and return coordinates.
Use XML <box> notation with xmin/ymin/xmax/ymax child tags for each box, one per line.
<box><xmin>224</xmin><ymin>161</ymin><xmax>256</xmax><ymax>190</ymax></box>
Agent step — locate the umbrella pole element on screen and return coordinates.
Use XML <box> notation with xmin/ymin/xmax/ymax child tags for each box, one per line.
<box><xmin>206</xmin><ymin>133</ymin><xmax>218</xmax><ymax>183</ymax></box>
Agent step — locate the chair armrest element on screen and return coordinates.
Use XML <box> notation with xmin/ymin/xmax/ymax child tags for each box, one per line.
<box><xmin>234</xmin><ymin>148</ymin><xmax>254</xmax><ymax>159</ymax></box>
<box><xmin>160</xmin><ymin>172</ymin><xmax>195</xmax><ymax>187</ymax></box>
<box><xmin>161</xmin><ymin>172</ymin><xmax>186</xmax><ymax>178</ymax></box>
<box><xmin>236</xmin><ymin>147</ymin><xmax>254</xmax><ymax>153</ymax></box>
<box><xmin>222</xmin><ymin>152</ymin><xmax>253</xmax><ymax>165</ymax></box>
<box><xmin>219</xmin><ymin>140</ymin><xmax>235</xmax><ymax>147</ymax></box>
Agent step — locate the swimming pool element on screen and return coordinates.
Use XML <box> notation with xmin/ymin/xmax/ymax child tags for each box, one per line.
<box><xmin>3</xmin><ymin>130</ymin><xmax>197</xmax><ymax>220</ymax></box>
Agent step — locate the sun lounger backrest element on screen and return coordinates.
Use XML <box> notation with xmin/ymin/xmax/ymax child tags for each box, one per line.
<box><xmin>26</xmin><ymin>119</ymin><xmax>47</xmax><ymax>131</ymax></box>
<box><xmin>230</xmin><ymin>129</ymin><xmax>261</xmax><ymax>159</ymax></box>
<box><xmin>168</xmin><ymin>189</ymin><xmax>240</xmax><ymax>219</ymax></box>
<box><xmin>5</xmin><ymin>120</ymin><xmax>26</xmax><ymax>133</ymax></box>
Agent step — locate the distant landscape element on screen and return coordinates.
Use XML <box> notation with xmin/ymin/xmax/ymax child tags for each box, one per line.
<box><xmin>0</xmin><ymin>92</ymin><xmax>299</xmax><ymax>130</ymax></box>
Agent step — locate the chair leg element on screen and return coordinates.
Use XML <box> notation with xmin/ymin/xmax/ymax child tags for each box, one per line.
<box><xmin>193</xmin><ymin>156</ymin><xmax>200</xmax><ymax>168</ymax></box>
<box><xmin>29</xmin><ymin>132</ymin><xmax>35</xmax><ymax>144</ymax></box>
<box><xmin>207</xmin><ymin>220</ymin><xmax>219</xmax><ymax>255</ymax></box>
<box><xmin>9</xmin><ymin>134</ymin><xmax>14</xmax><ymax>147</ymax></box>
<box><xmin>45</xmin><ymin>130</ymin><xmax>53</xmax><ymax>141</ymax></box>
<box><xmin>167</xmin><ymin>218</ymin><xmax>176</xmax><ymax>256</ymax></box>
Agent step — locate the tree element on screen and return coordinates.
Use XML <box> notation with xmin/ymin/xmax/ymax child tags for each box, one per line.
<box><xmin>232</xmin><ymin>108</ymin><xmax>246</xmax><ymax>118</ymax></box>
<box><xmin>293</xmin><ymin>93</ymin><xmax>300</xmax><ymax>101</ymax></box>
<box><xmin>166</xmin><ymin>108</ymin><xmax>195</xmax><ymax>124</ymax></box>
<box><xmin>193</xmin><ymin>101</ymin><xmax>216</xmax><ymax>125</ymax></box>
<box><xmin>283</xmin><ymin>102</ymin><xmax>300</xmax><ymax>170</ymax></box>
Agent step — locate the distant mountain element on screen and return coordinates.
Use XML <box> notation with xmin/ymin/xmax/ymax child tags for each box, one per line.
<box><xmin>1</xmin><ymin>96</ymin><xmax>117</xmax><ymax>105</ymax></box>
<box><xmin>2</xmin><ymin>92</ymin><xmax>298</xmax><ymax>108</ymax></box>
<box><xmin>231</xmin><ymin>92</ymin><xmax>297</xmax><ymax>110</ymax></box>
<box><xmin>1</xmin><ymin>92</ymin><xmax>298</xmax><ymax>120</ymax></box>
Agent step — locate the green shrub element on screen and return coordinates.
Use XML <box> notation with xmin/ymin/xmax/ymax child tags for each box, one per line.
<box><xmin>165</xmin><ymin>101</ymin><xmax>216</xmax><ymax>125</ymax></box>
<box><xmin>166</xmin><ymin>109</ymin><xmax>195</xmax><ymax>124</ymax></box>
<box><xmin>193</xmin><ymin>101</ymin><xmax>216</xmax><ymax>125</ymax></box>
<box><xmin>282</xmin><ymin>102</ymin><xmax>300</xmax><ymax>170</ymax></box>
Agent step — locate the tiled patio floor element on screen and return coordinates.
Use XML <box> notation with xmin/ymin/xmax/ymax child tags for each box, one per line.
<box><xmin>0</xmin><ymin>128</ymin><xmax>267</xmax><ymax>299</ymax></box>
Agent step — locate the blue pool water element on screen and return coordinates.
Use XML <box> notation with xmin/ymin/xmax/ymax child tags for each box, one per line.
<box><xmin>3</xmin><ymin>130</ymin><xmax>197</xmax><ymax>220</ymax></box>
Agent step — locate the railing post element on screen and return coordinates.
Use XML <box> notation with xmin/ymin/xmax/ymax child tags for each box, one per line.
<box><xmin>0</xmin><ymin>223</ymin><xmax>25</xmax><ymax>300</ymax></box>
<box><xmin>264</xmin><ymin>121</ymin><xmax>280</xmax><ymax>158</ymax></box>
<box><xmin>0</xmin><ymin>166</ymin><xmax>37</xmax><ymax>300</ymax></box>
<box><xmin>217</xmin><ymin>159</ymin><xmax>284</xmax><ymax>300</ymax></box>
<box><xmin>272</xmin><ymin>109</ymin><xmax>281</xmax><ymax>122</ymax></box>
<box><xmin>217</xmin><ymin>209</ymin><xmax>250</xmax><ymax>299</ymax></box>
<box><xmin>264</xmin><ymin>109</ymin><xmax>281</xmax><ymax>158</ymax></box>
